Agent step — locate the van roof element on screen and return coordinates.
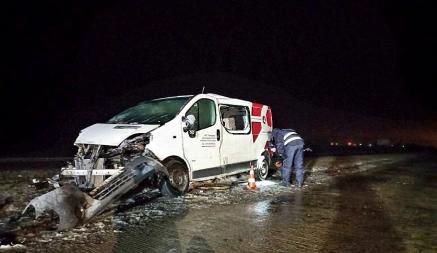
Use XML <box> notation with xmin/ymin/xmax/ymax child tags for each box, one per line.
<box><xmin>205</xmin><ymin>93</ymin><xmax>251</xmax><ymax>106</ymax></box>
<box><xmin>153</xmin><ymin>93</ymin><xmax>258</xmax><ymax>106</ymax></box>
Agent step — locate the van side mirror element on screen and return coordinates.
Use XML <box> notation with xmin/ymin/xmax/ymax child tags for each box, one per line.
<box><xmin>182</xmin><ymin>114</ymin><xmax>196</xmax><ymax>133</ymax></box>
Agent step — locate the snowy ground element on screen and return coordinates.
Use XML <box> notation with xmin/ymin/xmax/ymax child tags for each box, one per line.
<box><xmin>1</xmin><ymin>153</ymin><xmax>436</xmax><ymax>252</ymax></box>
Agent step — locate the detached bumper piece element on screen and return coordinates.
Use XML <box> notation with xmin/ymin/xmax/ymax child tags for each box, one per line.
<box><xmin>22</xmin><ymin>156</ymin><xmax>164</xmax><ymax>230</ymax></box>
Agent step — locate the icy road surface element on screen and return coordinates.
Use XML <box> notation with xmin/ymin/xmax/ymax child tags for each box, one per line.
<box><xmin>1</xmin><ymin>153</ymin><xmax>436</xmax><ymax>252</ymax></box>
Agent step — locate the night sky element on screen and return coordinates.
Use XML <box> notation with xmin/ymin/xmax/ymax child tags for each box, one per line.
<box><xmin>3</xmin><ymin>0</ymin><xmax>437</xmax><ymax>156</ymax></box>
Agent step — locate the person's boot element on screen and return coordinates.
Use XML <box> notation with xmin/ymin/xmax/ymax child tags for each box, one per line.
<box><xmin>279</xmin><ymin>181</ymin><xmax>290</xmax><ymax>187</ymax></box>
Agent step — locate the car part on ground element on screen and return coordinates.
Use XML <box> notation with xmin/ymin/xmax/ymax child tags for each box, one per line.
<box><xmin>22</xmin><ymin>133</ymin><xmax>180</xmax><ymax>230</ymax></box>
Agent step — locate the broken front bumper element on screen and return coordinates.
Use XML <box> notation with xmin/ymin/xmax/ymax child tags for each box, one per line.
<box><xmin>22</xmin><ymin>156</ymin><xmax>169</xmax><ymax>230</ymax></box>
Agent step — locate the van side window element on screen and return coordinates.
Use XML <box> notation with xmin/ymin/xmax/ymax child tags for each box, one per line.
<box><xmin>186</xmin><ymin>99</ymin><xmax>216</xmax><ymax>130</ymax></box>
<box><xmin>220</xmin><ymin>105</ymin><xmax>250</xmax><ymax>133</ymax></box>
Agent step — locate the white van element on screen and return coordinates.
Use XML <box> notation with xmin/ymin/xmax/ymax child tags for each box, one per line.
<box><xmin>63</xmin><ymin>93</ymin><xmax>274</xmax><ymax>193</ymax></box>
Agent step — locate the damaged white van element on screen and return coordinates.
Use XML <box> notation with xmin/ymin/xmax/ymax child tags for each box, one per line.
<box><xmin>24</xmin><ymin>94</ymin><xmax>273</xmax><ymax>229</ymax></box>
<box><xmin>75</xmin><ymin>93</ymin><xmax>273</xmax><ymax>191</ymax></box>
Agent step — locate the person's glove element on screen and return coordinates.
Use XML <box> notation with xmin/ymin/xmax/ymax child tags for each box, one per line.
<box><xmin>274</xmin><ymin>160</ymin><xmax>282</xmax><ymax>169</ymax></box>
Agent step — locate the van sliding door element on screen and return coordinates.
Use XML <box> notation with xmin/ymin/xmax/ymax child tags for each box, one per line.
<box><xmin>219</xmin><ymin>105</ymin><xmax>253</xmax><ymax>174</ymax></box>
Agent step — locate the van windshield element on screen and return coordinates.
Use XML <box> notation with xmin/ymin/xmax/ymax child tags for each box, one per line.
<box><xmin>108</xmin><ymin>96</ymin><xmax>193</xmax><ymax>125</ymax></box>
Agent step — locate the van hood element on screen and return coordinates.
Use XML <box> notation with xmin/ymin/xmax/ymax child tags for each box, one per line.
<box><xmin>74</xmin><ymin>123</ymin><xmax>160</xmax><ymax>146</ymax></box>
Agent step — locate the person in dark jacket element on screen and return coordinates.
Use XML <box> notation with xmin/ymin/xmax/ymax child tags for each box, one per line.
<box><xmin>271</xmin><ymin>128</ymin><xmax>305</xmax><ymax>187</ymax></box>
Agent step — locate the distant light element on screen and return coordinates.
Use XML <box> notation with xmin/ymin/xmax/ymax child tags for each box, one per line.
<box><xmin>335</xmin><ymin>142</ymin><xmax>339</xmax><ymax>146</ymax></box>
<box><xmin>330</xmin><ymin>142</ymin><xmax>335</xmax><ymax>146</ymax></box>
<box><xmin>401</xmin><ymin>145</ymin><xmax>405</xmax><ymax>148</ymax></box>
<box><xmin>368</xmin><ymin>144</ymin><xmax>373</xmax><ymax>147</ymax></box>
<box><xmin>347</xmin><ymin>142</ymin><xmax>352</xmax><ymax>146</ymax></box>
<box><xmin>359</xmin><ymin>143</ymin><xmax>363</xmax><ymax>146</ymax></box>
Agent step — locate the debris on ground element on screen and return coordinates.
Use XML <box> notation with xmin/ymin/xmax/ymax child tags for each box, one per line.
<box><xmin>116</xmin><ymin>189</ymin><xmax>161</xmax><ymax>212</ymax></box>
<box><xmin>0</xmin><ymin>231</ymin><xmax>17</xmax><ymax>246</ymax></box>
<box><xmin>0</xmin><ymin>244</ymin><xmax>27</xmax><ymax>253</ymax></box>
<box><xmin>22</xmin><ymin>155</ymin><xmax>176</xmax><ymax>231</ymax></box>
<box><xmin>31</xmin><ymin>179</ymin><xmax>50</xmax><ymax>190</ymax></box>
<box><xmin>0</xmin><ymin>196</ymin><xmax>13</xmax><ymax>210</ymax></box>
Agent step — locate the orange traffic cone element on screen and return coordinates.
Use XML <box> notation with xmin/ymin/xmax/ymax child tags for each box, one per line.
<box><xmin>247</xmin><ymin>165</ymin><xmax>257</xmax><ymax>190</ymax></box>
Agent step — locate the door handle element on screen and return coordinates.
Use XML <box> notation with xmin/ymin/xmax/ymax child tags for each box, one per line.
<box><xmin>216</xmin><ymin>129</ymin><xmax>220</xmax><ymax>141</ymax></box>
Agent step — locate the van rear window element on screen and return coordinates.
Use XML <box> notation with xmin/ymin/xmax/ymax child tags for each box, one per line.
<box><xmin>220</xmin><ymin>105</ymin><xmax>250</xmax><ymax>134</ymax></box>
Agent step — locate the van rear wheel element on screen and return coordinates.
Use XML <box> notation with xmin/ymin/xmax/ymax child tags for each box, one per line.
<box><xmin>256</xmin><ymin>158</ymin><xmax>269</xmax><ymax>181</ymax></box>
<box><xmin>165</xmin><ymin>160</ymin><xmax>189</xmax><ymax>193</ymax></box>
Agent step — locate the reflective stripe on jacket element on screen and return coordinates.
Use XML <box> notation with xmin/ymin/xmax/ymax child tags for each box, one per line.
<box><xmin>272</xmin><ymin>128</ymin><xmax>304</xmax><ymax>155</ymax></box>
<box><xmin>283</xmin><ymin>131</ymin><xmax>303</xmax><ymax>146</ymax></box>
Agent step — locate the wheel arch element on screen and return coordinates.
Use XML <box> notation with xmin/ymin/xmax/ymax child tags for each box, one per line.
<box><xmin>259</xmin><ymin>150</ymin><xmax>271</xmax><ymax>167</ymax></box>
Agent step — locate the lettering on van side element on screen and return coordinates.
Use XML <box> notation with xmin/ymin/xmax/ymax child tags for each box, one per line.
<box><xmin>200</xmin><ymin>134</ymin><xmax>217</xmax><ymax>147</ymax></box>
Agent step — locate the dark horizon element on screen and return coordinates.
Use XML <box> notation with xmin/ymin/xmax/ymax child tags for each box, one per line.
<box><xmin>3</xmin><ymin>0</ymin><xmax>437</xmax><ymax>156</ymax></box>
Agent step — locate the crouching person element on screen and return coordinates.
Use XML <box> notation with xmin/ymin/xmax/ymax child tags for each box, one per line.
<box><xmin>272</xmin><ymin>128</ymin><xmax>305</xmax><ymax>188</ymax></box>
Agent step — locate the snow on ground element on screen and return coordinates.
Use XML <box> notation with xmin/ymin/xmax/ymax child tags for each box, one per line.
<box><xmin>0</xmin><ymin>154</ymin><xmax>416</xmax><ymax>252</ymax></box>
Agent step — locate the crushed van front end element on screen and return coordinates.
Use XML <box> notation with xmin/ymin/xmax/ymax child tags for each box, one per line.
<box><xmin>23</xmin><ymin>131</ymin><xmax>177</xmax><ymax>230</ymax></box>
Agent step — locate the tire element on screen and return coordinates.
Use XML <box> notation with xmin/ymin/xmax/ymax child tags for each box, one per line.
<box><xmin>256</xmin><ymin>157</ymin><xmax>270</xmax><ymax>181</ymax></box>
<box><xmin>164</xmin><ymin>159</ymin><xmax>190</xmax><ymax>194</ymax></box>
<box><xmin>159</xmin><ymin>178</ymin><xmax>181</xmax><ymax>197</ymax></box>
